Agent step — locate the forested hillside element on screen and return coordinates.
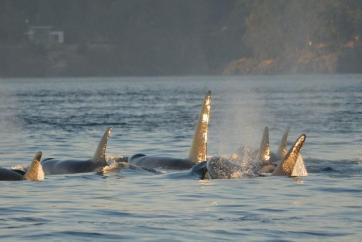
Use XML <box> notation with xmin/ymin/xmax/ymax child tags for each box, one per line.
<box><xmin>0</xmin><ymin>0</ymin><xmax>361</xmax><ymax>76</ymax></box>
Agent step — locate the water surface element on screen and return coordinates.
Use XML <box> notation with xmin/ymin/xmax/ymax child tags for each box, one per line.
<box><xmin>0</xmin><ymin>75</ymin><xmax>361</xmax><ymax>241</ymax></box>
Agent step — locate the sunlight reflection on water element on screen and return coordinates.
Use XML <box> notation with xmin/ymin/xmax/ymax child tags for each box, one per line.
<box><xmin>0</xmin><ymin>75</ymin><xmax>361</xmax><ymax>241</ymax></box>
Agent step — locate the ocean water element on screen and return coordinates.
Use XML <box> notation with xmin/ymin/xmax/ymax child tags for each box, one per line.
<box><xmin>0</xmin><ymin>75</ymin><xmax>361</xmax><ymax>241</ymax></box>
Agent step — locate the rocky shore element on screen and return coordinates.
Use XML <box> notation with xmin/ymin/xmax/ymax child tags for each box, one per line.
<box><xmin>223</xmin><ymin>43</ymin><xmax>362</xmax><ymax>75</ymax></box>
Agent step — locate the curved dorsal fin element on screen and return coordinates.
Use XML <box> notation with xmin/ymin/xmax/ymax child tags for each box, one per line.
<box><xmin>24</xmin><ymin>151</ymin><xmax>44</xmax><ymax>181</ymax></box>
<box><xmin>188</xmin><ymin>91</ymin><xmax>211</xmax><ymax>163</ymax></box>
<box><xmin>273</xmin><ymin>134</ymin><xmax>307</xmax><ymax>176</ymax></box>
<box><xmin>258</xmin><ymin>126</ymin><xmax>270</xmax><ymax>162</ymax></box>
<box><xmin>291</xmin><ymin>154</ymin><xmax>308</xmax><ymax>177</ymax></box>
<box><xmin>93</xmin><ymin>128</ymin><xmax>112</xmax><ymax>163</ymax></box>
<box><xmin>278</xmin><ymin>127</ymin><xmax>290</xmax><ymax>160</ymax></box>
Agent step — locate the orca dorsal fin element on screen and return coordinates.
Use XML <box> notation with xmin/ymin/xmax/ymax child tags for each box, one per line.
<box><xmin>93</xmin><ymin>128</ymin><xmax>112</xmax><ymax>164</ymax></box>
<box><xmin>24</xmin><ymin>151</ymin><xmax>44</xmax><ymax>181</ymax></box>
<box><xmin>291</xmin><ymin>154</ymin><xmax>308</xmax><ymax>177</ymax></box>
<box><xmin>273</xmin><ymin>134</ymin><xmax>307</xmax><ymax>176</ymax></box>
<box><xmin>258</xmin><ymin>126</ymin><xmax>271</xmax><ymax>162</ymax></box>
<box><xmin>278</xmin><ymin>127</ymin><xmax>290</xmax><ymax>160</ymax></box>
<box><xmin>188</xmin><ymin>91</ymin><xmax>211</xmax><ymax>163</ymax></box>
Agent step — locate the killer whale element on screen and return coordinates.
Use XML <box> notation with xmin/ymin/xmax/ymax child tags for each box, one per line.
<box><xmin>129</xmin><ymin>91</ymin><xmax>212</xmax><ymax>170</ymax></box>
<box><xmin>232</xmin><ymin>126</ymin><xmax>308</xmax><ymax>176</ymax></box>
<box><xmin>272</xmin><ymin>134</ymin><xmax>307</xmax><ymax>176</ymax></box>
<box><xmin>41</xmin><ymin>128</ymin><xmax>112</xmax><ymax>175</ymax></box>
<box><xmin>255</xmin><ymin>127</ymin><xmax>308</xmax><ymax>177</ymax></box>
<box><xmin>188</xmin><ymin>130</ymin><xmax>308</xmax><ymax>179</ymax></box>
<box><xmin>0</xmin><ymin>151</ymin><xmax>44</xmax><ymax>181</ymax></box>
<box><xmin>229</xmin><ymin>126</ymin><xmax>277</xmax><ymax>175</ymax></box>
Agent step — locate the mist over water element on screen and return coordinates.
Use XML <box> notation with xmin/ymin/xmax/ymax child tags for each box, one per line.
<box><xmin>0</xmin><ymin>85</ymin><xmax>24</xmax><ymax>161</ymax></box>
<box><xmin>212</xmin><ymin>82</ymin><xmax>266</xmax><ymax>155</ymax></box>
<box><xmin>0</xmin><ymin>75</ymin><xmax>361</xmax><ymax>241</ymax></box>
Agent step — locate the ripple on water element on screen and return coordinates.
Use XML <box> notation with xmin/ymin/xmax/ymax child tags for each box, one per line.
<box><xmin>0</xmin><ymin>76</ymin><xmax>362</xmax><ymax>241</ymax></box>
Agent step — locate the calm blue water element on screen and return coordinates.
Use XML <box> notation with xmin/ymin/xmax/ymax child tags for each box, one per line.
<box><xmin>0</xmin><ymin>75</ymin><xmax>361</xmax><ymax>241</ymax></box>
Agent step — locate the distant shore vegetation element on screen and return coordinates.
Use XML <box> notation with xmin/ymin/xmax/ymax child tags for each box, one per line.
<box><xmin>0</xmin><ymin>0</ymin><xmax>361</xmax><ymax>77</ymax></box>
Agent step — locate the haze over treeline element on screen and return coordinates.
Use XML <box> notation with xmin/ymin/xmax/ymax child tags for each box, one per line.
<box><xmin>0</xmin><ymin>0</ymin><xmax>361</xmax><ymax>76</ymax></box>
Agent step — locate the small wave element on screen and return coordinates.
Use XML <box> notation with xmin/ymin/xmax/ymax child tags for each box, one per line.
<box><xmin>317</xmin><ymin>187</ymin><xmax>362</xmax><ymax>193</ymax></box>
<box><xmin>287</xmin><ymin>230</ymin><xmax>352</xmax><ymax>237</ymax></box>
<box><xmin>305</xmin><ymin>158</ymin><xmax>362</xmax><ymax>176</ymax></box>
<box><xmin>24</xmin><ymin>231</ymin><xmax>130</xmax><ymax>240</ymax></box>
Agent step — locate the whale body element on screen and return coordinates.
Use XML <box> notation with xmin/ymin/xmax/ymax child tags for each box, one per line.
<box><xmin>42</xmin><ymin>128</ymin><xmax>111</xmax><ymax>175</ymax></box>
<box><xmin>188</xmin><ymin>132</ymin><xmax>308</xmax><ymax>180</ymax></box>
<box><xmin>0</xmin><ymin>152</ymin><xmax>44</xmax><ymax>181</ymax></box>
<box><xmin>130</xmin><ymin>91</ymin><xmax>212</xmax><ymax>170</ymax></box>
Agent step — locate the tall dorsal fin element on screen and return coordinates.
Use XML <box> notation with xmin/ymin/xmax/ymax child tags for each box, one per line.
<box><xmin>291</xmin><ymin>154</ymin><xmax>308</xmax><ymax>177</ymax></box>
<box><xmin>93</xmin><ymin>128</ymin><xmax>112</xmax><ymax>163</ymax></box>
<box><xmin>258</xmin><ymin>126</ymin><xmax>271</xmax><ymax>162</ymax></box>
<box><xmin>188</xmin><ymin>91</ymin><xmax>211</xmax><ymax>163</ymax></box>
<box><xmin>24</xmin><ymin>151</ymin><xmax>44</xmax><ymax>181</ymax></box>
<box><xmin>278</xmin><ymin>127</ymin><xmax>290</xmax><ymax>160</ymax></box>
<box><xmin>272</xmin><ymin>134</ymin><xmax>307</xmax><ymax>176</ymax></box>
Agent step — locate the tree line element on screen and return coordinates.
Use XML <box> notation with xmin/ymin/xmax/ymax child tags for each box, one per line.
<box><xmin>0</xmin><ymin>0</ymin><xmax>361</xmax><ymax>75</ymax></box>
